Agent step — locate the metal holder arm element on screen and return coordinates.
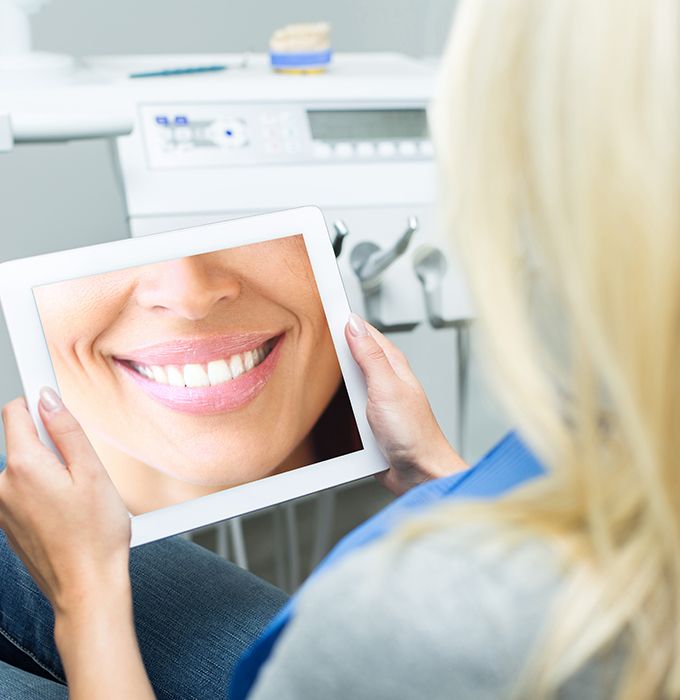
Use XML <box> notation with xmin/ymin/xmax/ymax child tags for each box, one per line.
<box><xmin>349</xmin><ymin>216</ymin><xmax>420</xmax><ymax>333</ymax></box>
<box><xmin>413</xmin><ymin>245</ymin><xmax>473</xmax><ymax>455</ymax></box>
<box><xmin>331</xmin><ymin>220</ymin><xmax>349</xmax><ymax>257</ymax></box>
<box><xmin>413</xmin><ymin>245</ymin><xmax>470</xmax><ymax>329</ymax></box>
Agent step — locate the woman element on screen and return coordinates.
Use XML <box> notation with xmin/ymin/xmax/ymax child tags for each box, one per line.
<box><xmin>0</xmin><ymin>0</ymin><xmax>677</xmax><ymax>698</ymax></box>
<box><xmin>33</xmin><ymin>234</ymin><xmax>360</xmax><ymax>513</ymax></box>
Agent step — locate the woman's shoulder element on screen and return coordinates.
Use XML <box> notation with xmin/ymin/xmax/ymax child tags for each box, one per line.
<box><xmin>315</xmin><ymin>520</ymin><xmax>564</xmax><ymax>644</ymax></box>
<box><xmin>250</xmin><ymin>521</ymin><xmax>590</xmax><ymax>700</ymax></box>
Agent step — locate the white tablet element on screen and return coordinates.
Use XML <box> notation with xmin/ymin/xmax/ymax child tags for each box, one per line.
<box><xmin>0</xmin><ymin>206</ymin><xmax>386</xmax><ymax>546</ymax></box>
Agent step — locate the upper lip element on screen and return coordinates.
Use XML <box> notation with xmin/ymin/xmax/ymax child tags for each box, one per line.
<box><xmin>113</xmin><ymin>331</ymin><xmax>282</xmax><ymax>366</ymax></box>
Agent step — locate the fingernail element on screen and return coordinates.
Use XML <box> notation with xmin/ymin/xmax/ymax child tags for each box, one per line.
<box><xmin>39</xmin><ymin>387</ymin><xmax>63</xmax><ymax>413</ymax></box>
<box><xmin>348</xmin><ymin>313</ymin><xmax>368</xmax><ymax>337</ymax></box>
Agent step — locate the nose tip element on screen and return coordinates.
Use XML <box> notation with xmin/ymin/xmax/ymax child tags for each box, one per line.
<box><xmin>137</xmin><ymin>257</ymin><xmax>241</xmax><ymax>320</ymax></box>
<box><xmin>171</xmin><ymin>295</ymin><xmax>229</xmax><ymax>321</ymax></box>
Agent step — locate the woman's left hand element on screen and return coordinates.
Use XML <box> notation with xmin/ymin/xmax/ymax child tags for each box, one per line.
<box><xmin>346</xmin><ymin>315</ymin><xmax>468</xmax><ymax>495</ymax></box>
<box><xmin>0</xmin><ymin>389</ymin><xmax>131</xmax><ymax>618</ymax></box>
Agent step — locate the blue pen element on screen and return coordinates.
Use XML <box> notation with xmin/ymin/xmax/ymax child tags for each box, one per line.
<box><xmin>129</xmin><ymin>65</ymin><xmax>228</xmax><ymax>79</ymax></box>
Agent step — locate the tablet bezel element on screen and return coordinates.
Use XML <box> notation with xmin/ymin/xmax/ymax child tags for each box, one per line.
<box><xmin>0</xmin><ymin>206</ymin><xmax>387</xmax><ymax>546</ymax></box>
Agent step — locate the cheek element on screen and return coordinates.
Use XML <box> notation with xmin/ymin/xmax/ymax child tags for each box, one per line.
<box><xmin>300</xmin><ymin>322</ymin><xmax>342</xmax><ymax>411</ymax></box>
<box><xmin>283</xmin><ymin>286</ymin><xmax>339</xmax><ymax>386</ymax></box>
<box><xmin>317</xmin><ymin>331</ymin><xmax>342</xmax><ymax>386</ymax></box>
<box><xmin>38</xmin><ymin>303</ymin><xmax>119</xmax><ymax>372</ymax></box>
<box><xmin>34</xmin><ymin>274</ymin><xmax>134</xmax><ymax>369</ymax></box>
<box><xmin>281</xmin><ymin>278</ymin><xmax>328</xmax><ymax>330</ymax></box>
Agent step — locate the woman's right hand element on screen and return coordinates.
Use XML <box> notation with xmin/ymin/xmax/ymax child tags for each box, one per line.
<box><xmin>0</xmin><ymin>390</ymin><xmax>131</xmax><ymax>619</ymax></box>
<box><xmin>345</xmin><ymin>314</ymin><xmax>468</xmax><ymax>495</ymax></box>
<box><xmin>0</xmin><ymin>390</ymin><xmax>155</xmax><ymax>700</ymax></box>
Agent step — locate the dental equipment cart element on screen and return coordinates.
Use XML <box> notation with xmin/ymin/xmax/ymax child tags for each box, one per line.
<box><xmin>88</xmin><ymin>52</ymin><xmax>473</xmax><ymax>588</ymax></box>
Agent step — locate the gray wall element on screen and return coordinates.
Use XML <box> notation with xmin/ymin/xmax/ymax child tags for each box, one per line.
<box><xmin>32</xmin><ymin>0</ymin><xmax>455</xmax><ymax>57</ymax></box>
<box><xmin>0</xmin><ymin>0</ymin><xmax>457</xmax><ymax>416</ymax></box>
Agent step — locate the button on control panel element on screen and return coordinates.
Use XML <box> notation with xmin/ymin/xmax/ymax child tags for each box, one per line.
<box><xmin>398</xmin><ymin>141</ymin><xmax>418</xmax><ymax>156</ymax></box>
<box><xmin>377</xmin><ymin>141</ymin><xmax>398</xmax><ymax>157</ymax></box>
<box><xmin>313</xmin><ymin>141</ymin><xmax>333</xmax><ymax>158</ymax></box>
<box><xmin>334</xmin><ymin>142</ymin><xmax>354</xmax><ymax>158</ymax></box>
<box><xmin>356</xmin><ymin>142</ymin><xmax>376</xmax><ymax>157</ymax></box>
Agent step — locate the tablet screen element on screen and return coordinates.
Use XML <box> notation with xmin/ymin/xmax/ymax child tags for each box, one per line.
<box><xmin>32</xmin><ymin>234</ymin><xmax>362</xmax><ymax>515</ymax></box>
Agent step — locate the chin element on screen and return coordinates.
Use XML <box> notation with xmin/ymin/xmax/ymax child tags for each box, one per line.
<box><xmin>151</xmin><ymin>453</ymin><xmax>279</xmax><ymax>489</ymax></box>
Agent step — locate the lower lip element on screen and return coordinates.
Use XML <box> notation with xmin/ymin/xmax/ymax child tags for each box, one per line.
<box><xmin>116</xmin><ymin>337</ymin><xmax>284</xmax><ymax>416</ymax></box>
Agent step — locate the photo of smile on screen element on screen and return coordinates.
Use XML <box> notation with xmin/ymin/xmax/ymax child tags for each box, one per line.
<box><xmin>0</xmin><ymin>208</ymin><xmax>384</xmax><ymax>545</ymax></box>
<box><xmin>32</xmin><ymin>233</ymin><xmax>362</xmax><ymax>517</ymax></box>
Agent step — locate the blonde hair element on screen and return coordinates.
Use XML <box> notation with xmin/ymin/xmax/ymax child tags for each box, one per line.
<box><xmin>422</xmin><ymin>0</ymin><xmax>680</xmax><ymax>697</ymax></box>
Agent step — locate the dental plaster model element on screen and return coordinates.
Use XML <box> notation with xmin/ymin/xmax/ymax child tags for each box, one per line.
<box><xmin>269</xmin><ymin>22</ymin><xmax>332</xmax><ymax>73</ymax></box>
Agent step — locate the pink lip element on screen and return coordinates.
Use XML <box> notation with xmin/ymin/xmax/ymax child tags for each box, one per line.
<box><xmin>115</xmin><ymin>335</ymin><xmax>284</xmax><ymax>416</ymax></box>
<box><xmin>115</xmin><ymin>331</ymin><xmax>279</xmax><ymax>366</ymax></box>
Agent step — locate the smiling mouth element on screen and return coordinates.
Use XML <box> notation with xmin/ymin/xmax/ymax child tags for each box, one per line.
<box><xmin>113</xmin><ymin>334</ymin><xmax>284</xmax><ymax>415</ymax></box>
<box><xmin>120</xmin><ymin>337</ymin><xmax>277</xmax><ymax>388</ymax></box>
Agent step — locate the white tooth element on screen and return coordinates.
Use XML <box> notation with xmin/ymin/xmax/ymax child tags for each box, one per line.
<box><xmin>184</xmin><ymin>363</ymin><xmax>210</xmax><ymax>388</ymax></box>
<box><xmin>151</xmin><ymin>365</ymin><xmax>168</xmax><ymax>384</ymax></box>
<box><xmin>167</xmin><ymin>365</ymin><xmax>185</xmax><ymax>387</ymax></box>
<box><xmin>253</xmin><ymin>347</ymin><xmax>263</xmax><ymax>364</ymax></box>
<box><xmin>243</xmin><ymin>350</ymin><xmax>255</xmax><ymax>371</ymax></box>
<box><xmin>207</xmin><ymin>359</ymin><xmax>232</xmax><ymax>385</ymax></box>
<box><xmin>229</xmin><ymin>354</ymin><xmax>245</xmax><ymax>378</ymax></box>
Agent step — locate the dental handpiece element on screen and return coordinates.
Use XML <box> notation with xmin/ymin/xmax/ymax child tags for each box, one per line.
<box><xmin>352</xmin><ymin>216</ymin><xmax>419</xmax><ymax>290</ymax></box>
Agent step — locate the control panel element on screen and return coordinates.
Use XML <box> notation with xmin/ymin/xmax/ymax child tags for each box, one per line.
<box><xmin>141</xmin><ymin>103</ymin><xmax>432</xmax><ymax>169</ymax></box>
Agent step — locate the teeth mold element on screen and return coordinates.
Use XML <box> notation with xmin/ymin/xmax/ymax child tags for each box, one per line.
<box><xmin>269</xmin><ymin>22</ymin><xmax>332</xmax><ymax>74</ymax></box>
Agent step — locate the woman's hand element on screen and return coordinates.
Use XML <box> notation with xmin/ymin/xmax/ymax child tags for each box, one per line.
<box><xmin>0</xmin><ymin>389</ymin><xmax>131</xmax><ymax>617</ymax></box>
<box><xmin>345</xmin><ymin>314</ymin><xmax>467</xmax><ymax>495</ymax></box>
<box><xmin>0</xmin><ymin>389</ymin><xmax>155</xmax><ymax>700</ymax></box>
